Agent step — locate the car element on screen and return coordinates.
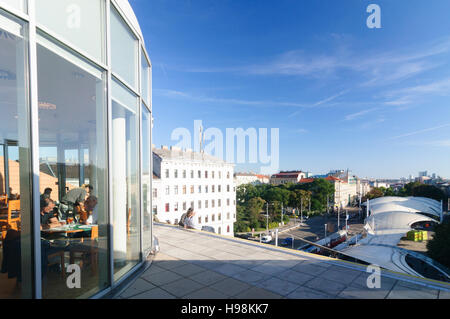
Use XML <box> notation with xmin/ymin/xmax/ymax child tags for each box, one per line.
<box><xmin>261</xmin><ymin>235</ymin><xmax>272</xmax><ymax>243</ymax></box>
<box><xmin>281</xmin><ymin>237</ymin><xmax>293</xmax><ymax>246</ymax></box>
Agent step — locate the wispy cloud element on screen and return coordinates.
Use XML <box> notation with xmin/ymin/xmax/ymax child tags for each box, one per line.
<box><xmin>155</xmin><ymin>88</ymin><xmax>348</xmax><ymax>109</ymax></box>
<box><xmin>388</xmin><ymin>123</ymin><xmax>450</xmax><ymax>140</ymax></box>
<box><xmin>344</xmin><ymin>107</ymin><xmax>378</xmax><ymax>121</ymax></box>
<box><xmin>182</xmin><ymin>37</ymin><xmax>450</xmax><ymax>85</ymax></box>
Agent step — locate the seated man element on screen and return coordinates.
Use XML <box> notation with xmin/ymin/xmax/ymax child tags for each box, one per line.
<box><xmin>40</xmin><ymin>199</ymin><xmax>64</xmax><ymax>230</ymax></box>
<box><xmin>79</xmin><ymin>195</ymin><xmax>98</xmax><ymax>225</ymax></box>
<box><xmin>40</xmin><ymin>188</ymin><xmax>52</xmax><ymax>208</ymax></box>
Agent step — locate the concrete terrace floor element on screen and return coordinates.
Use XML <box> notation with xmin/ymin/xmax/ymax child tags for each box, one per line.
<box><xmin>117</xmin><ymin>223</ymin><xmax>450</xmax><ymax>299</ymax></box>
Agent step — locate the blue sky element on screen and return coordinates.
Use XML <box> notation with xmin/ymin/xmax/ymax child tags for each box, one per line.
<box><xmin>130</xmin><ymin>0</ymin><xmax>450</xmax><ymax>179</ymax></box>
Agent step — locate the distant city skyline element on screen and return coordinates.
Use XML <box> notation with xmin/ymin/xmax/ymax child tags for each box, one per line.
<box><xmin>131</xmin><ymin>0</ymin><xmax>450</xmax><ymax>179</ymax></box>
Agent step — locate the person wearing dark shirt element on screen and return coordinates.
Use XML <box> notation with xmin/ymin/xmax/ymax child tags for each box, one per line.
<box><xmin>40</xmin><ymin>188</ymin><xmax>52</xmax><ymax>208</ymax></box>
<box><xmin>40</xmin><ymin>199</ymin><xmax>62</xmax><ymax>229</ymax></box>
<box><xmin>60</xmin><ymin>184</ymin><xmax>93</xmax><ymax>221</ymax></box>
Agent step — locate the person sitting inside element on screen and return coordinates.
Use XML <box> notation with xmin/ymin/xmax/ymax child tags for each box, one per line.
<box><xmin>40</xmin><ymin>188</ymin><xmax>52</xmax><ymax>208</ymax></box>
<box><xmin>79</xmin><ymin>195</ymin><xmax>98</xmax><ymax>225</ymax></box>
<box><xmin>40</xmin><ymin>199</ymin><xmax>64</xmax><ymax>230</ymax></box>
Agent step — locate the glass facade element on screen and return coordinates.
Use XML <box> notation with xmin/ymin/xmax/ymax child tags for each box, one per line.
<box><xmin>0</xmin><ymin>0</ymin><xmax>152</xmax><ymax>299</ymax></box>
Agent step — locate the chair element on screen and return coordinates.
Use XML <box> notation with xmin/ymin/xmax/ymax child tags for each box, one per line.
<box><xmin>0</xmin><ymin>200</ymin><xmax>21</xmax><ymax>244</ymax></box>
<box><xmin>69</xmin><ymin>226</ymin><xmax>99</xmax><ymax>275</ymax></box>
<box><xmin>47</xmin><ymin>250</ymin><xmax>66</xmax><ymax>278</ymax></box>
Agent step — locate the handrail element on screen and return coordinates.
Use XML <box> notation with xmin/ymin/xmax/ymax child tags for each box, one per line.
<box><xmin>284</xmin><ymin>230</ymin><xmax>370</xmax><ymax>265</ymax></box>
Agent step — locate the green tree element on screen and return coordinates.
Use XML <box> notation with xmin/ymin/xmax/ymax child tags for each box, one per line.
<box><xmin>412</xmin><ymin>184</ymin><xmax>445</xmax><ymax>201</ymax></box>
<box><xmin>427</xmin><ymin>221</ymin><xmax>450</xmax><ymax>268</ymax></box>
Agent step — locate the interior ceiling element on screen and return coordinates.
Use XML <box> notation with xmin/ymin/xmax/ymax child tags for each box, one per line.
<box><xmin>0</xmin><ymin>30</ymin><xmax>103</xmax><ymax>148</ymax></box>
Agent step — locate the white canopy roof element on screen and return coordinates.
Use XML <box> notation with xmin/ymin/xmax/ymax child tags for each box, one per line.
<box><xmin>363</xmin><ymin>196</ymin><xmax>441</xmax><ymax>219</ymax></box>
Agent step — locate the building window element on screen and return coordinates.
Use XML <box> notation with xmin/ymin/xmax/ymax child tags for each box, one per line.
<box><xmin>205</xmin><ymin>215</ymin><xmax>209</xmax><ymax>223</ymax></box>
<box><xmin>183</xmin><ymin>170</ymin><xmax>187</xmax><ymax>178</ymax></box>
<box><xmin>165</xmin><ymin>186</ymin><xmax>170</xmax><ymax>195</ymax></box>
<box><xmin>219</xmin><ymin>171</ymin><xmax>222</xmax><ymax>179</ymax></box>
<box><xmin>218</xmin><ymin>227</ymin><xmax>221</xmax><ymax>234</ymax></box>
<box><xmin>153</xmin><ymin>188</ymin><xmax>157</xmax><ymax>198</ymax></box>
<box><xmin>218</xmin><ymin>199</ymin><xmax>221</xmax><ymax>207</ymax></box>
<box><xmin>227</xmin><ymin>199</ymin><xmax>230</xmax><ymax>206</ymax></box>
<box><xmin>165</xmin><ymin>203</ymin><xmax>170</xmax><ymax>212</ymax></box>
<box><xmin>205</xmin><ymin>171</ymin><xmax>208</xmax><ymax>178</ymax></box>
<box><xmin>198</xmin><ymin>185</ymin><xmax>201</xmax><ymax>193</ymax></box>
<box><xmin>205</xmin><ymin>200</ymin><xmax>208</xmax><ymax>208</ymax></box>
<box><xmin>153</xmin><ymin>206</ymin><xmax>158</xmax><ymax>214</ymax></box>
<box><xmin>218</xmin><ymin>213</ymin><xmax>222</xmax><ymax>221</ymax></box>
<box><xmin>227</xmin><ymin>225</ymin><xmax>230</xmax><ymax>233</ymax></box>
<box><xmin>227</xmin><ymin>212</ymin><xmax>230</xmax><ymax>220</ymax></box>
<box><xmin>205</xmin><ymin>186</ymin><xmax>208</xmax><ymax>193</ymax></box>
<box><xmin>0</xmin><ymin>11</ymin><xmax>33</xmax><ymax>298</ymax></box>
<box><xmin>110</xmin><ymin>4</ymin><xmax>138</xmax><ymax>89</ymax></box>
<box><xmin>174</xmin><ymin>185</ymin><xmax>178</xmax><ymax>195</ymax></box>
<box><xmin>212</xmin><ymin>171</ymin><xmax>215</xmax><ymax>179</ymax></box>
<box><xmin>198</xmin><ymin>217</ymin><xmax>202</xmax><ymax>224</ymax></box>
<box><xmin>198</xmin><ymin>170</ymin><xmax>201</xmax><ymax>178</ymax></box>
<box><xmin>227</xmin><ymin>185</ymin><xmax>230</xmax><ymax>192</ymax></box>
<box><xmin>190</xmin><ymin>185</ymin><xmax>194</xmax><ymax>194</ymax></box>
<box><xmin>191</xmin><ymin>170</ymin><xmax>194</xmax><ymax>178</ymax></box>
<box><xmin>183</xmin><ymin>185</ymin><xmax>186</xmax><ymax>194</ymax></box>
<box><xmin>212</xmin><ymin>200</ymin><xmax>215</xmax><ymax>208</ymax></box>
<box><xmin>198</xmin><ymin>200</ymin><xmax>202</xmax><ymax>209</ymax></box>
<box><xmin>174</xmin><ymin>203</ymin><xmax>179</xmax><ymax>212</ymax></box>
<box><xmin>212</xmin><ymin>214</ymin><xmax>215</xmax><ymax>222</ymax></box>
<box><xmin>183</xmin><ymin>202</ymin><xmax>187</xmax><ymax>210</ymax></box>
<box><xmin>218</xmin><ymin>185</ymin><xmax>221</xmax><ymax>192</ymax></box>
<box><xmin>212</xmin><ymin>185</ymin><xmax>215</xmax><ymax>193</ymax></box>
<box><xmin>165</xmin><ymin>169</ymin><xmax>169</xmax><ymax>178</ymax></box>
<box><xmin>191</xmin><ymin>201</ymin><xmax>194</xmax><ymax>209</ymax></box>
<box><xmin>227</xmin><ymin>172</ymin><xmax>230</xmax><ymax>179</ymax></box>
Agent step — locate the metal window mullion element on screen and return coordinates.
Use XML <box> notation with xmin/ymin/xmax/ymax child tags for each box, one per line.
<box><xmin>138</xmin><ymin>41</ymin><xmax>144</xmax><ymax>261</ymax></box>
<box><xmin>27</xmin><ymin>0</ymin><xmax>42</xmax><ymax>299</ymax></box>
<box><xmin>105</xmin><ymin>0</ymin><xmax>115</xmax><ymax>290</ymax></box>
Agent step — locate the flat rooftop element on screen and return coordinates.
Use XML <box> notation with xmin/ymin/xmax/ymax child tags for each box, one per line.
<box><xmin>117</xmin><ymin>223</ymin><xmax>450</xmax><ymax>299</ymax></box>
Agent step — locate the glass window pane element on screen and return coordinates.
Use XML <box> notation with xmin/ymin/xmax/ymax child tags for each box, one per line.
<box><xmin>36</xmin><ymin>0</ymin><xmax>105</xmax><ymax>63</ymax></box>
<box><xmin>142</xmin><ymin>106</ymin><xmax>151</xmax><ymax>255</ymax></box>
<box><xmin>141</xmin><ymin>50</ymin><xmax>150</xmax><ymax>106</ymax></box>
<box><xmin>0</xmin><ymin>9</ymin><xmax>33</xmax><ymax>298</ymax></box>
<box><xmin>112</xmin><ymin>79</ymin><xmax>140</xmax><ymax>280</ymax></box>
<box><xmin>111</xmin><ymin>5</ymin><xmax>138</xmax><ymax>89</ymax></box>
<box><xmin>0</xmin><ymin>0</ymin><xmax>27</xmax><ymax>13</ymax></box>
<box><xmin>37</xmin><ymin>34</ymin><xmax>109</xmax><ymax>298</ymax></box>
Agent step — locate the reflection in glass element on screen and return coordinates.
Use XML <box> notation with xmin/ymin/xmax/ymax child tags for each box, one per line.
<box><xmin>111</xmin><ymin>5</ymin><xmax>138</xmax><ymax>89</ymax></box>
<box><xmin>142</xmin><ymin>106</ymin><xmax>151</xmax><ymax>255</ymax></box>
<box><xmin>112</xmin><ymin>79</ymin><xmax>140</xmax><ymax>280</ymax></box>
<box><xmin>0</xmin><ymin>0</ymin><xmax>26</xmax><ymax>13</ymax></box>
<box><xmin>36</xmin><ymin>0</ymin><xmax>105</xmax><ymax>63</ymax></box>
<box><xmin>0</xmin><ymin>9</ymin><xmax>33</xmax><ymax>299</ymax></box>
<box><xmin>141</xmin><ymin>51</ymin><xmax>150</xmax><ymax>106</ymax></box>
<box><xmin>37</xmin><ymin>33</ymin><xmax>108</xmax><ymax>298</ymax></box>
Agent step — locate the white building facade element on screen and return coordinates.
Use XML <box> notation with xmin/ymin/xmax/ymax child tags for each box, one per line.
<box><xmin>153</xmin><ymin>146</ymin><xmax>236</xmax><ymax>236</ymax></box>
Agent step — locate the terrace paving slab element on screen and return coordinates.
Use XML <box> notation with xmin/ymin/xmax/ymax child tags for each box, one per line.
<box><xmin>117</xmin><ymin>224</ymin><xmax>450</xmax><ymax>300</ymax></box>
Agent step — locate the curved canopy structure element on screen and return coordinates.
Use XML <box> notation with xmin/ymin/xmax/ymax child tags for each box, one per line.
<box><xmin>363</xmin><ymin>196</ymin><xmax>441</xmax><ymax>219</ymax></box>
<box><xmin>340</xmin><ymin>196</ymin><xmax>445</xmax><ymax>279</ymax></box>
